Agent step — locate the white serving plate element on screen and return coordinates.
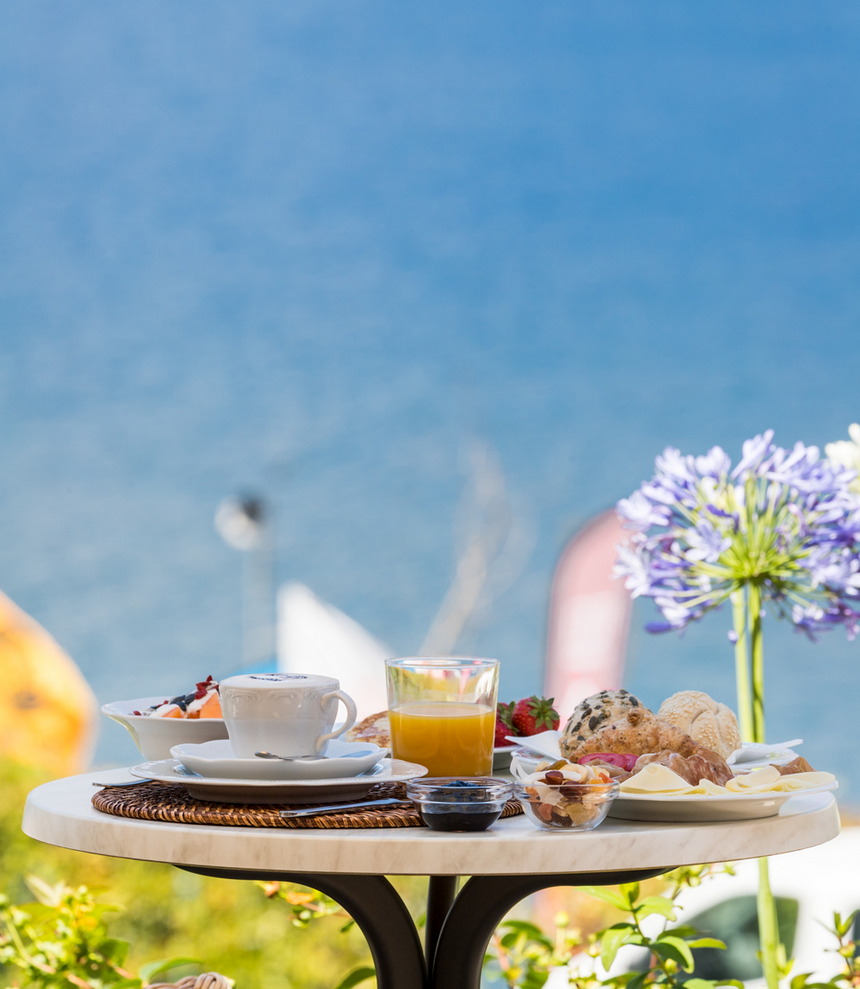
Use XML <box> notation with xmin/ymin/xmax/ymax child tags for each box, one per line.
<box><xmin>171</xmin><ymin>738</ymin><xmax>386</xmax><ymax>780</ymax></box>
<box><xmin>129</xmin><ymin>757</ymin><xmax>428</xmax><ymax>804</ymax></box>
<box><xmin>608</xmin><ymin>781</ymin><xmax>838</xmax><ymax>823</ymax></box>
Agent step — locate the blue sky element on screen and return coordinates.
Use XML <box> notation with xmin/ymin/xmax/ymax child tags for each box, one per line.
<box><xmin>1</xmin><ymin>2</ymin><xmax>858</xmax><ymax>783</ymax></box>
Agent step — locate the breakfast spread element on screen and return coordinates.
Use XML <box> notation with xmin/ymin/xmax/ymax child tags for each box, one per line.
<box><xmin>112</xmin><ymin>673</ymin><xmax>834</xmax><ymax>828</ymax></box>
<box><xmin>131</xmin><ymin>676</ymin><xmax>222</xmax><ymax>719</ymax></box>
<box><xmin>523</xmin><ymin>688</ymin><xmax>836</xmax><ymax>803</ymax></box>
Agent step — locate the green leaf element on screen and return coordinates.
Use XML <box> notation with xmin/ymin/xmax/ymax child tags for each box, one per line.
<box><xmin>600</xmin><ymin>924</ymin><xmax>637</xmax><ymax>969</ymax></box>
<box><xmin>521</xmin><ymin>970</ymin><xmax>550</xmax><ymax>989</ymax></box>
<box><xmin>333</xmin><ymin>965</ymin><xmax>377</xmax><ymax>989</ymax></box>
<box><xmin>139</xmin><ymin>957</ymin><xmax>202</xmax><ymax>982</ymax></box>
<box><xmin>586</xmin><ymin>887</ymin><xmax>634</xmax><ymax>911</ymax></box>
<box><xmin>635</xmin><ymin>895</ymin><xmax>677</xmax><ymax>920</ymax></box>
<box><xmin>652</xmin><ymin>934</ymin><xmax>695</xmax><ymax>971</ymax></box>
<box><xmin>686</xmin><ymin>937</ymin><xmax>727</xmax><ymax>950</ymax></box>
<box><xmin>501</xmin><ymin>919</ymin><xmax>548</xmax><ymax>938</ymax></box>
<box><xmin>620</xmin><ymin>882</ymin><xmax>641</xmax><ymax>903</ymax></box>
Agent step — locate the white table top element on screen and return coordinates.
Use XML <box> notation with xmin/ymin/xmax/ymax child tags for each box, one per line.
<box><xmin>22</xmin><ymin>768</ymin><xmax>841</xmax><ymax>879</ymax></box>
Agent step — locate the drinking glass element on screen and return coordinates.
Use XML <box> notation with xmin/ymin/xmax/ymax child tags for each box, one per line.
<box><xmin>385</xmin><ymin>657</ymin><xmax>499</xmax><ymax>776</ymax></box>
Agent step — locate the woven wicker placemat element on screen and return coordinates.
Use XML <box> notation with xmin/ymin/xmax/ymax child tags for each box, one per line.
<box><xmin>92</xmin><ymin>781</ymin><xmax>522</xmax><ymax>830</ymax></box>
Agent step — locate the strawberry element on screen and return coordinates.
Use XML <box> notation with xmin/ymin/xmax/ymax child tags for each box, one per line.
<box><xmin>494</xmin><ymin>701</ymin><xmax>516</xmax><ymax>746</ymax></box>
<box><xmin>510</xmin><ymin>695</ymin><xmax>560</xmax><ymax>736</ymax></box>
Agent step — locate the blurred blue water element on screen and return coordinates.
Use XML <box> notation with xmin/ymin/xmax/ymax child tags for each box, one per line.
<box><xmin>1</xmin><ymin>2</ymin><xmax>858</xmax><ymax>801</ymax></box>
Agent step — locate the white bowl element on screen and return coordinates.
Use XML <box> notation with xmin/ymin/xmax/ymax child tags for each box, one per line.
<box><xmin>101</xmin><ymin>696</ymin><xmax>230</xmax><ymax>761</ymax></box>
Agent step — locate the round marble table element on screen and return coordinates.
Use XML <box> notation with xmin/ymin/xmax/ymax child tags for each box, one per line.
<box><xmin>23</xmin><ymin>768</ymin><xmax>841</xmax><ymax>989</ymax></box>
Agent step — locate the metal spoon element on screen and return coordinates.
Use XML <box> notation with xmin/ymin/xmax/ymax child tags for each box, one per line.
<box><xmin>255</xmin><ymin>749</ymin><xmax>378</xmax><ymax>762</ymax></box>
<box><xmin>255</xmin><ymin>751</ymin><xmax>321</xmax><ymax>762</ymax></box>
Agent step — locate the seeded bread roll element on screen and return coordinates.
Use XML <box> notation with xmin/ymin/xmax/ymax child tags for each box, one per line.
<box><xmin>559</xmin><ymin>689</ymin><xmax>645</xmax><ymax>759</ymax></box>
<box><xmin>657</xmin><ymin>690</ymin><xmax>741</xmax><ymax>759</ymax></box>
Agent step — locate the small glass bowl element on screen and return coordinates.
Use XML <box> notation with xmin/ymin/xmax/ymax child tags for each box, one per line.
<box><xmin>407</xmin><ymin>777</ymin><xmax>514</xmax><ymax>832</ymax></box>
<box><xmin>515</xmin><ymin>779</ymin><xmax>620</xmax><ymax>831</ymax></box>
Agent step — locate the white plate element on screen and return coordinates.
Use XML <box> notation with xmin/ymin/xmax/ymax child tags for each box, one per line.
<box><xmin>129</xmin><ymin>757</ymin><xmax>428</xmax><ymax>804</ymax></box>
<box><xmin>727</xmin><ymin>740</ymin><xmax>804</xmax><ymax>769</ymax></box>
<box><xmin>504</xmin><ymin>730</ymin><xmax>562</xmax><ymax>761</ymax></box>
<box><xmin>171</xmin><ymin>738</ymin><xmax>386</xmax><ymax>780</ymax></box>
<box><xmin>608</xmin><ymin>781</ymin><xmax>838</xmax><ymax>823</ymax></box>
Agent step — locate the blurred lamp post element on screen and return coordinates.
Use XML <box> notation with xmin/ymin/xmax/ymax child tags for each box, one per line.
<box><xmin>215</xmin><ymin>494</ymin><xmax>277</xmax><ymax>670</ymax></box>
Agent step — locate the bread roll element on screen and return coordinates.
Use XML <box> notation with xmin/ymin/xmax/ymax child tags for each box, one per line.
<box><xmin>560</xmin><ymin>689</ymin><xmax>645</xmax><ymax>758</ymax></box>
<box><xmin>657</xmin><ymin>690</ymin><xmax>740</xmax><ymax>759</ymax></box>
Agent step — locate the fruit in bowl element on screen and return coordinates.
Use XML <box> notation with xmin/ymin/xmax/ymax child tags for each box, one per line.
<box><xmin>101</xmin><ymin>677</ymin><xmax>229</xmax><ymax>761</ymax></box>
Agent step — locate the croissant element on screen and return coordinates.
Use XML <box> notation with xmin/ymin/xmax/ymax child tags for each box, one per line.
<box><xmin>560</xmin><ymin>707</ymin><xmax>705</xmax><ymax>761</ymax></box>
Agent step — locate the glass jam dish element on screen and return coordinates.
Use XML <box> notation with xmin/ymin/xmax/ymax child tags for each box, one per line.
<box><xmin>515</xmin><ymin>768</ymin><xmax>620</xmax><ymax>831</ymax></box>
<box><xmin>406</xmin><ymin>777</ymin><xmax>514</xmax><ymax>832</ymax></box>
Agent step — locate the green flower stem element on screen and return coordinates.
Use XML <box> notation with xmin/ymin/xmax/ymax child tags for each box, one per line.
<box><xmin>731</xmin><ymin>589</ymin><xmax>754</xmax><ymax>742</ymax></box>
<box><xmin>757</xmin><ymin>857</ymin><xmax>781</xmax><ymax>989</ymax></box>
<box><xmin>748</xmin><ymin>580</ymin><xmax>765</xmax><ymax>744</ymax></box>
<box><xmin>733</xmin><ymin>583</ymin><xmax>780</xmax><ymax>989</ymax></box>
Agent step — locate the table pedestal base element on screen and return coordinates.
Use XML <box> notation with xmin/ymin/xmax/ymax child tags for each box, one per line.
<box><xmin>182</xmin><ymin>865</ymin><xmax>669</xmax><ymax>988</ymax></box>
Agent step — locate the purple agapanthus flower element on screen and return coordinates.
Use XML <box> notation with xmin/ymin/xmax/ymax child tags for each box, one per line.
<box><xmin>615</xmin><ymin>430</ymin><xmax>860</xmax><ymax>641</ymax></box>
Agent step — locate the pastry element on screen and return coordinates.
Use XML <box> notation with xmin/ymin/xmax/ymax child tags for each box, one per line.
<box><xmin>345</xmin><ymin>711</ymin><xmax>391</xmax><ymax>748</ymax></box>
<box><xmin>657</xmin><ymin>690</ymin><xmax>741</xmax><ymax>759</ymax></box>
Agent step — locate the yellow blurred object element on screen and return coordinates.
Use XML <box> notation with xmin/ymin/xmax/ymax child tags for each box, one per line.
<box><xmin>0</xmin><ymin>592</ymin><xmax>96</xmax><ymax>776</ymax></box>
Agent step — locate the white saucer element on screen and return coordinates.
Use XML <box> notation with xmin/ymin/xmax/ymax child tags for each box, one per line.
<box><xmin>130</xmin><ymin>757</ymin><xmax>428</xmax><ymax>804</ymax></box>
<box><xmin>171</xmin><ymin>738</ymin><xmax>386</xmax><ymax>780</ymax></box>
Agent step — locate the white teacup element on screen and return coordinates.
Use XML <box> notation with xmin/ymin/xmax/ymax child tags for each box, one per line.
<box><xmin>219</xmin><ymin>673</ymin><xmax>358</xmax><ymax>759</ymax></box>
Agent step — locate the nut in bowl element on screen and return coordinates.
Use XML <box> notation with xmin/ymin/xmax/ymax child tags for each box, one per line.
<box><xmin>515</xmin><ymin>766</ymin><xmax>620</xmax><ymax>831</ymax></box>
<box><xmin>406</xmin><ymin>777</ymin><xmax>514</xmax><ymax>832</ymax></box>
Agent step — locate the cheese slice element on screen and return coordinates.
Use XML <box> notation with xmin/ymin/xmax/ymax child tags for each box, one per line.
<box><xmin>619</xmin><ymin>763</ymin><xmax>695</xmax><ymax>794</ymax></box>
<box><xmin>771</xmin><ymin>771</ymin><xmax>836</xmax><ymax>791</ymax></box>
<box><xmin>725</xmin><ymin>766</ymin><xmax>783</xmax><ymax>793</ymax></box>
<box><xmin>688</xmin><ymin>778</ymin><xmax>729</xmax><ymax>795</ymax></box>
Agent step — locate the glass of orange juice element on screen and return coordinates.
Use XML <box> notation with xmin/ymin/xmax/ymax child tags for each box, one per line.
<box><xmin>385</xmin><ymin>657</ymin><xmax>499</xmax><ymax>776</ymax></box>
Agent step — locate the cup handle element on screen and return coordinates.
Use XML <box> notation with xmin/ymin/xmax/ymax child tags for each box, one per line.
<box><xmin>317</xmin><ymin>690</ymin><xmax>358</xmax><ymax>748</ymax></box>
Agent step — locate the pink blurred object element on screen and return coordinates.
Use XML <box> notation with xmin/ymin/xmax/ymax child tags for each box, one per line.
<box><xmin>543</xmin><ymin>509</ymin><xmax>632</xmax><ymax>719</ymax></box>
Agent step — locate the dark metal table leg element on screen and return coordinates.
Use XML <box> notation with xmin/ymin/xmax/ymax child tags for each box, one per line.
<box><xmin>425</xmin><ymin>876</ymin><xmax>458</xmax><ymax>967</ymax></box>
<box><xmin>429</xmin><ymin>868</ymin><xmax>669</xmax><ymax>989</ymax></box>
<box><xmin>181</xmin><ymin>867</ymin><xmax>428</xmax><ymax>989</ymax></box>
